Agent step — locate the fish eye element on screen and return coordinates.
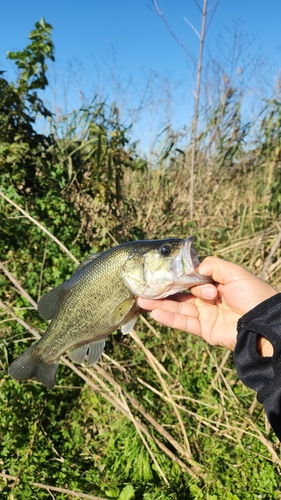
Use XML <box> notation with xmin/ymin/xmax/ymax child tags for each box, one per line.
<box><xmin>160</xmin><ymin>244</ymin><xmax>172</xmax><ymax>257</ymax></box>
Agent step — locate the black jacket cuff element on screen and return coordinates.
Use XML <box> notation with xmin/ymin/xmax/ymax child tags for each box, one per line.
<box><xmin>234</xmin><ymin>293</ymin><xmax>281</xmax><ymax>440</ymax></box>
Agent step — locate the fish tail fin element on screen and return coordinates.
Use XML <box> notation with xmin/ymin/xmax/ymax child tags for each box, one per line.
<box><xmin>8</xmin><ymin>345</ymin><xmax>58</xmax><ymax>390</ymax></box>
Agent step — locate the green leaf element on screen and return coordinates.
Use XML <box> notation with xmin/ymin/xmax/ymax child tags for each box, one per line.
<box><xmin>118</xmin><ymin>485</ymin><xmax>135</xmax><ymax>500</ymax></box>
<box><xmin>104</xmin><ymin>486</ymin><xmax>120</xmax><ymax>498</ymax></box>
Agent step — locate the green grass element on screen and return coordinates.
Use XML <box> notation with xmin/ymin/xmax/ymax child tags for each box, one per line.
<box><xmin>1</xmin><ymin>304</ymin><xmax>281</xmax><ymax>499</ymax></box>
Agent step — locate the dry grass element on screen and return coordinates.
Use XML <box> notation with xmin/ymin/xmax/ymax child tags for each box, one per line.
<box><xmin>1</xmin><ymin>157</ymin><xmax>281</xmax><ymax>497</ymax></box>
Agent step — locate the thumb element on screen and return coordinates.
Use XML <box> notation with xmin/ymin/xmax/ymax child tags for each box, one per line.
<box><xmin>197</xmin><ymin>256</ymin><xmax>244</xmax><ymax>285</ymax></box>
<box><xmin>190</xmin><ymin>256</ymin><xmax>244</xmax><ymax>301</ymax></box>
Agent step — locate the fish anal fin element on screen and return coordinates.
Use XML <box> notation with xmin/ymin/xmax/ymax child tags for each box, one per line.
<box><xmin>69</xmin><ymin>339</ymin><xmax>106</xmax><ymax>366</ymax></box>
<box><xmin>87</xmin><ymin>339</ymin><xmax>106</xmax><ymax>366</ymax></box>
<box><xmin>8</xmin><ymin>345</ymin><xmax>58</xmax><ymax>390</ymax></box>
<box><xmin>69</xmin><ymin>344</ymin><xmax>89</xmax><ymax>364</ymax></box>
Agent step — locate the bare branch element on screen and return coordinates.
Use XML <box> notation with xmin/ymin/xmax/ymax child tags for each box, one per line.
<box><xmin>1</xmin><ymin>293</ymin><xmax>200</xmax><ymax>477</ymax></box>
<box><xmin>151</xmin><ymin>1</ymin><xmax>218</xmax><ymax>222</ymax></box>
<box><xmin>119</xmin><ymin>392</ymin><xmax>169</xmax><ymax>484</ymax></box>
<box><xmin>259</xmin><ymin>223</ymin><xmax>281</xmax><ymax>279</ymax></box>
<box><xmin>152</xmin><ymin>0</ymin><xmax>196</xmax><ymax>66</ymax></box>
<box><xmin>0</xmin><ymin>190</ymin><xmax>79</xmax><ymax>265</ymax></box>
<box><xmin>0</xmin><ymin>472</ymin><xmax>108</xmax><ymax>500</ymax></box>
<box><xmin>206</xmin><ymin>0</ymin><xmax>220</xmax><ymax>32</ymax></box>
<box><xmin>183</xmin><ymin>17</ymin><xmax>201</xmax><ymax>40</ymax></box>
<box><xmin>193</xmin><ymin>0</ymin><xmax>203</xmax><ymax>13</ymax></box>
<box><xmin>31</xmin><ymin>484</ymin><xmax>107</xmax><ymax>500</ymax></box>
<box><xmin>0</xmin><ymin>262</ymin><xmax>38</xmax><ymax>309</ymax></box>
<box><xmin>207</xmin><ymin>0</ymin><xmax>220</xmax><ymax>13</ymax></box>
<box><xmin>190</xmin><ymin>0</ymin><xmax>208</xmax><ymax>222</ymax></box>
<box><xmin>130</xmin><ymin>329</ymin><xmax>192</xmax><ymax>457</ymax></box>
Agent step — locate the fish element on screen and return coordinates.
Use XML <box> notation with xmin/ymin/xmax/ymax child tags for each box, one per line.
<box><xmin>8</xmin><ymin>236</ymin><xmax>212</xmax><ymax>390</ymax></box>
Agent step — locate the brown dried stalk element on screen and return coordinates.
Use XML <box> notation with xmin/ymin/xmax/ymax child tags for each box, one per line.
<box><xmin>0</xmin><ymin>295</ymin><xmax>200</xmax><ymax>479</ymax></box>
<box><xmin>0</xmin><ymin>190</ymin><xmax>79</xmax><ymax>264</ymax></box>
<box><xmin>0</xmin><ymin>472</ymin><xmax>107</xmax><ymax>499</ymax></box>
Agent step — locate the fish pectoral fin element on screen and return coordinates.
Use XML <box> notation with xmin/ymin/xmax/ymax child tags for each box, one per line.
<box><xmin>38</xmin><ymin>284</ymin><xmax>66</xmax><ymax>320</ymax></box>
<box><xmin>69</xmin><ymin>344</ymin><xmax>89</xmax><ymax>364</ymax></box>
<box><xmin>121</xmin><ymin>312</ymin><xmax>139</xmax><ymax>335</ymax></box>
<box><xmin>87</xmin><ymin>339</ymin><xmax>106</xmax><ymax>366</ymax></box>
<box><xmin>111</xmin><ymin>297</ymin><xmax>135</xmax><ymax>325</ymax></box>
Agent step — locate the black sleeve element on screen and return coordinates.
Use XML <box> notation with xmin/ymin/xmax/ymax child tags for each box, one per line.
<box><xmin>233</xmin><ymin>293</ymin><xmax>281</xmax><ymax>441</ymax></box>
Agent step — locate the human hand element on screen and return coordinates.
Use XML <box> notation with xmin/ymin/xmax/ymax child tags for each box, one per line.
<box><xmin>137</xmin><ymin>257</ymin><xmax>278</xmax><ymax>354</ymax></box>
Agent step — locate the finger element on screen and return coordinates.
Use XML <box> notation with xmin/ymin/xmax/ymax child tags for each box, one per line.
<box><xmin>190</xmin><ymin>283</ymin><xmax>218</xmax><ymax>300</ymax></box>
<box><xmin>139</xmin><ymin>297</ymin><xmax>200</xmax><ymax>323</ymax></box>
<box><xmin>150</xmin><ymin>309</ymin><xmax>202</xmax><ymax>336</ymax></box>
<box><xmin>137</xmin><ymin>294</ymin><xmax>198</xmax><ymax>315</ymax></box>
<box><xmin>137</xmin><ymin>297</ymin><xmax>167</xmax><ymax>311</ymax></box>
<box><xmin>197</xmin><ymin>256</ymin><xmax>247</xmax><ymax>285</ymax></box>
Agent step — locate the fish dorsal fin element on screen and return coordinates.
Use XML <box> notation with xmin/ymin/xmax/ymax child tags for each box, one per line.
<box><xmin>38</xmin><ymin>284</ymin><xmax>66</xmax><ymax>320</ymax></box>
<box><xmin>75</xmin><ymin>252</ymin><xmax>101</xmax><ymax>272</ymax></box>
<box><xmin>38</xmin><ymin>252</ymin><xmax>100</xmax><ymax>321</ymax></box>
<box><xmin>111</xmin><ymin>297</ymin><xmax>135</xmax><ymax>325</ymax></box>
<box><xmin>87</xmin><ymin>339</ymin><xmax>106</xmax><ymax>366</ymax></box>
<box><xmin>37</xmin><ymin>252</ymin><xmax>101</xmax><ymax>321</ymax></box>
<box><xmin>121</xmin><ymin>312</ymin><xmax>139</xmax><ymax>335</ymax></box>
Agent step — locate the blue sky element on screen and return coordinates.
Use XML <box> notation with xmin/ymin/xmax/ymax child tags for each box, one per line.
<box><xmin>1</xmin><ymin>1</ymin><xmax>281</xmax><ymax>153</ymax></box>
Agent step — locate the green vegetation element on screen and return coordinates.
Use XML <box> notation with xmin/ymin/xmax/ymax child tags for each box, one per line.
<box><xmin>1</xmin><ymin>19</ymin><xmax>281</xmax><ymax>500</ymax></box>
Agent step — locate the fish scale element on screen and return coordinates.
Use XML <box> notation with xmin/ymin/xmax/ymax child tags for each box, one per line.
<box><xmin>34</xmin><ymin>246</ymin><xmax>136</xmax><ymax>359</ymax></box>
<box><xmin>8</xmin><ymin>236</ymin><xmax>212</xmax><ymax>390</ymax></box>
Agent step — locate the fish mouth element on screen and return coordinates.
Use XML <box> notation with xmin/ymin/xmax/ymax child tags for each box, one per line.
<box><xmin>174</xmin><ymin>236</ymin><xmax>213</xmax><ymax>286</ymax></box>
<box><xmin>124</xmin><ymin>235</ymin><xmax>213</xmax><ymax>300</ymax></box>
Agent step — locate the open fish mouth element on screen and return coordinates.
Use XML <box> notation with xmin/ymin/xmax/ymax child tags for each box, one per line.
<box><xmin>172</xmin><ymin>235</ymin><xmax>213</xmax><ymax>287</ymax></box>
<box><xmin>134</xmin><ymin>236</ymin><xmax>213</xmax><ymax>300</ymax></box>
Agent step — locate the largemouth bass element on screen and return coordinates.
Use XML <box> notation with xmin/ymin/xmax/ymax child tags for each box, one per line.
<box><xmin>9</xmin><ymin>236</ymin><xmax>212</xmax><ymax>390</ymax></box>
